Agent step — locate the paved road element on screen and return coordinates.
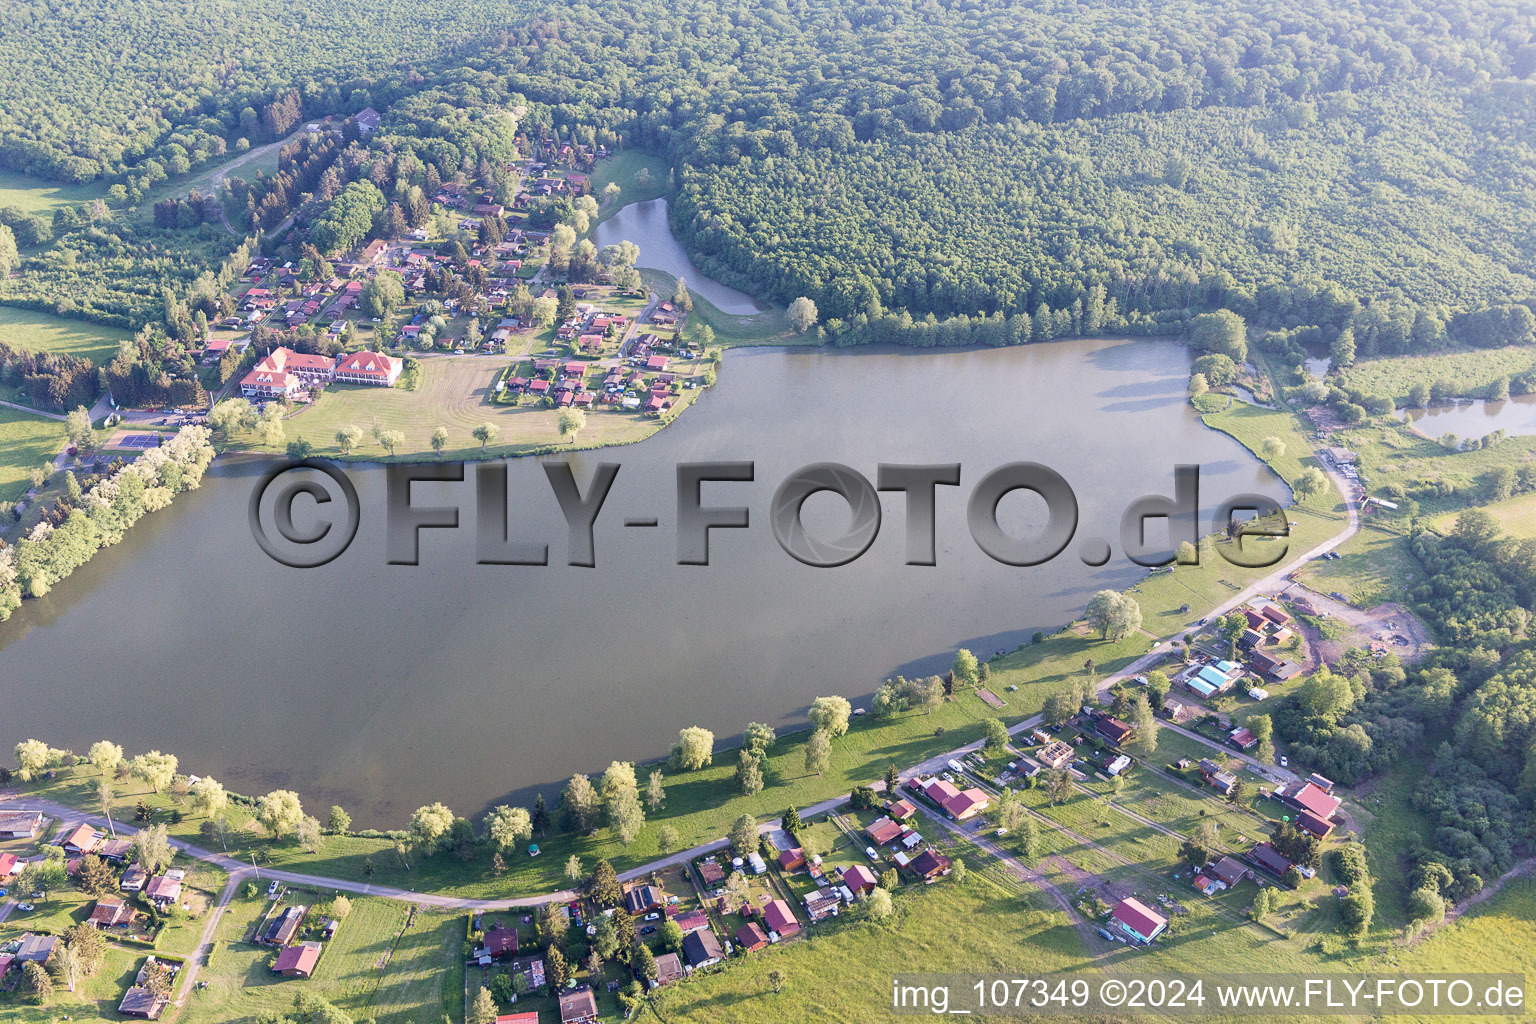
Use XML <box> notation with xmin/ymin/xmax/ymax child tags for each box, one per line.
<box><xmin>0</xmin><ymin>397</ymin><xmax>65</xmax><ymax>421</ymax></box>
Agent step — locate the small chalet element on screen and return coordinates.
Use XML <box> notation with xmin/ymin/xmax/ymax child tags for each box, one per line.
<box><xmin>865</xmin><ymin>816</ymin><xmax>904</xmax><ymax>846</ymax></box>
<box><xmin>734</xmin><ymin>922</ymin><xmax>769</xmax><ymax>952</ymax></box>
<box><xmin>909</xmin><ymin>848</ymin><xmax>953</xmax><ymax>881</ymax></box>
<box><xmin>61</xmin><ymin>822</ymin><xmax>101</xmax><ymax>855</ymax></box>
<box><xmin>681</xmin><ymin>929</ymin><xmax>723</xmax><ymax>969</ymax></box>
<box><xmin>841</xmin><ymin>864</ymin><xmax>879</xmax><ymax>895</ymax></box>
<box><xmin>482</xmin><ymin>925</ymin><xmax>518</xmax><ymax>960</ymax></box>
<box><xmin>272</xmin><ymin>941</ymin><xmax>323</xmax><ymax>979</ymax></box>
<box><xmin>559</xmin><ymin>985</ymin><xmax>600</xmax><ymax>1024</ymax></box>
<box><xmin>1110</xmin><ymin>897</ymin><xmax>1168</xmax><ymax>944</ymax></box>
<box><xmin>262</xmin><ymin>904</ymin><xmax>307</xmax><ymax>945</ymax></box>
<box><xmin>1210</xmin><ymin>856</ymin><xmax>1252</xmax><ymax>888</ymax></box>
<box><xmin>1091</xmin><ymin>713</ymin><xmax>1134</xmax><ymax>747</ymax></box>
<box><xmin>623</xmin><ymin>884</ymin><xmax>664</xmax><ymax>915</ymax></box>
<box><xmin>763</xmin><ymin>898</ymin><xmax>800</xmax><ymax>936</ymax></box>
<box><xmin>1248</xmin><ymin>842</ymin><xmax>1294</xmax><ymax>878</ymax></box>
<box><xmin>654</xmin><ymin>951</ymin><xmax>685</xmax><ymax>985</ymax></box>
<box><xmin>778</xmin><ymin>847</ymin><xmax>806</xmax><ymax>872</ymax></box>
<box><xmin>88</xmin><ymin>896</ymin><xmax>136</xmax><ymax>929</ymax></box>
<box><xmin>886</xmin><ymin>798</ymin><xmax>916</xmax><ymax>820</ymax></box>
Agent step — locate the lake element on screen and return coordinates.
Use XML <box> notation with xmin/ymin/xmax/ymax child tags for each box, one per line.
<box><xmin>0</xmin><ymin>338</ymin><xmax>1286</xmax><ymax>825</ymax></box>
<box><xmin>1399</xmin><ymin>394</ymin><xmax>1536</xmax><ymax>439</ymax></box>
<box><xmin>594</xmin><ymin>199</ymin><xmax>765</xmax><ymax>315</ymax></box>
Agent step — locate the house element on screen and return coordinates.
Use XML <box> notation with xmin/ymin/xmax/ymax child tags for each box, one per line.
<box><xmin>654</xmin><ymin>952</ymin><xmax>685</xmax><ymax>985</ymax></box>
<box><xmin>0</xmin><ymin>809</ymin><xmax>44</xmax><ymax>839</ymax></box>
<box><xmin>1248</xmin><ymin>650</ymin><xmax>1302</xmax><ymax>680</ymax></box>
<box><xmin>97</xmin><ymin>838</ymin><xmax>133</xmax><ymax>862</ymax></box>
<box><xmin>942</xmin><ymin>787</ymin><xmax>991</xmax><ymax>821</ymax></box>
<box><xmin>334</xmin><ymin>350</ymin><xmax>402</xmax><ymax>386</ymax></box>
<box><xmin>763</xmin><ymin>898</ymin><xmax>800</xmax><ymax>936</ymax></box>
<box><xmin>559</xmin><ymin>985</ymin><xmax>600</xmax><ymax>1024</ymax></box>
<box><xmin>1110</xmin><ymin>897</ymin><xmax>1168</xmax><ymax>944</ymax></box>
<box><xmin>1260</xmin><ymin>604</ymin><xmax>1291</xmax><ymax>626</ymax></box>
<box><xmin>61</xmin><ymin>822</ymin><xmax>101</xmax><ymax>855</ymax></box>
<box><xmin>494</xmin><ymin>1015</ymin><xmax>541</xmax><ymax>1024</ymax></box>
<box><xmin>262</xmin><ymin>904</ymin><xmax>307</xmax><ymax>945</ymax></box>
<box><xmin>696</xmin><ymin>858</ymin><xmax>726</xmax><ymax>886</ymax></box>
<box><xmin>1161</xmin><ymin>694</ymin><xmax>1203</xmax><ymax>725</ymax></box>
<box><xmin>886</xmin><ymin>798</ymin><xmax>916</xmax><ymax>820</ymax></box>
<box><xmin>803</xmin><ymin>888</ymin><xmax>841</xmax><ymax>921</ymax></box>
<box><xmin>866</xmin><ymin>816</ymin><xmax>904</xmax><ymax>846</ymax></box>
<box><xmin>0</xmin><ymin>852</ymin><xmax>16</xmax><ymax>877</ymax></box>
<box><xmin>1248</xmin><ymin>842</ymin><xmax>1294</xmax><ymax>878</ymax></box>
<box><xmin>120</xmin><ymin>865</ymin><xmax>148</xmax><ymax>892</ymax></box>
<box><xmin>482</xmin><ymin>925</ymin><xmax>518</xmax><ymax>959</ymax></box>
<box><xmin>1228</xmin><ymin>727</ymin><xmax>1257</xmax><ymax>750</ymax></box>
<box><xmin>1199</xmin><ymin>759</ymin><xmax>1238</xmax><ymax>795</ymax></box>
<box><xmin>777</xmin><ymin>847</ymin><xmax>806</xmax><ymax>872</ymax></box>
<box><xmin>1105</xmin><ymin>755</ymin><xmax>1132</xmax><ymax>777</ymax></box>
<box><xmin>919</xmin><ymin>777</ymin><xmax>961</xmax><ymax>805</ymax></box>
<box><xmin>1275</xmin><ymin>780</ymin><xmax>1341</xmax><ymax>837</ymax></box>
<box><xmin>842</xmin><ymin>863</ymin><xmax>879</xmax><ymax>895</ymax></box>
<box><xmin>241</xmin><ymin>346</ymin><xmax>335</xmax><ymax>398</ymax></box>
<box><xmin>355</xmin><ymin>107</ymin><xmax>381</xmax><ymax>134</ymax></box>
<box><xmin>144</xmin><ymin>874</ymin><xmax>183</xmax><ymax>908</ymax></box>
<box><xmin>1037</xmin><ymin>740</ymin><xmax>1075</xmax><ymax>769</ymax></box>
<box><xmin>88</xmin><ymin>896</ymin><xmax>136</xmax><ymax>929</ymax></box>
<box><xmin>671</xmin><ymin>908</ymin><xmax>710</xmax><ymax>934</ymax></box>
<box><xmin>1308</xmin><ymin>773</ymin><xmax>1335</xmax><ymax>793</ymax></box>
<box><xmin>681</xmin><ymin>928</ymin><xmax>724</xmax><ymax>969</ymax></box>
<box><xmin>118</xmin><ymin>985</ymin><xmax>170</xmax><ymax>1020</ymax></box>
<box><xmin>735</xmin><ymin>922</ymin><xmax>769</xmax><ymax>951</ymax></box>
<box><xmin>1210</xmin><ymin>856</ymin><xmax>1252</xmax><ymax>888</ymax></box>
<box><xmin>15</xmin><ymin>933</ymin><xmax>58</xmax><ymax>965</ymax></box>
<box><xmin>909</xmin><ymin>849</ymin><xmax>953</xmax><ymax>881</ymax></box>
<box><xmin>1092</xmin><ymin>713</ymin><xmax>1134</xmax><ymax>746</ymax></box>
<box><xmin>1192</xmin><ymin>874</ymin><xmax>1222</xmax><ymax>895</ymax></box>
<box><xmin>272</xmin><ymin>941</ymin><xmax>323</xmax><ymax>979</ymax></box>
<box><xmin>623</xmin><ymin>884</ymin><xmax>664</xmax><ymax>915</ymax></box>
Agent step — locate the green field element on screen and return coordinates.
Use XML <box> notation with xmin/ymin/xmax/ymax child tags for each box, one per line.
<box><xmin>589</xmin><ymin>150</ymin><xmax>671</xmax><ymax>225</ymax></box>
<box><xmin>182</xmin><ymin>894</ymin><xmax>463</xmax><ymax>1024</ymax></box>
<box><xmin>1429</xmin><ymin>490</ymin><xmax>1536</xmax><ymax>539</ymax></box>
<box><xmin>0</xmin><ymin>168</ymin><xmax>103</xmax><ymax>217</ymax></box>
<box><xmin>0</xmin><ymin>405</ymin><xmax>68</xmax><ymax>502</ymax></box>
<box><xmin>1337</xmin><ymin>347</ymin><xmax>1536</xmax><ymax>405</ymax></box>
<box><xmin>0</xmin><ymin>305</ymin><xmax>129</xmax><ymax>368</ymax></box>
<box><xmin>1293</xmin><ymin>524</ymin><xmax>1419</xmax><ymax>607</ymax></box>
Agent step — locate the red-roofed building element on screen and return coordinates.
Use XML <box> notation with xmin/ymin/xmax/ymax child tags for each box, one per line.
<box><xmin>842</xmin><ymin>864</ymin><xmax>879</xmax><ymax>895</ymax></box>
<box><xmin>334</xmin><ymin>350</ymin><xmax>401</xmax><ymax>386</ymax></box>
<box><xmin>1110</xmin><ymin>897</ymin><xmax>1168</xmax><ymax>943</ymax></box>
<box><xmin>1275</xmin><ymin>780</ymin><xmax>1342</xmax><ymax>830</ymax></box>
<box><xmin>777</xmin><ymin>848</ymin><xmax>806</xmax><ymax>872</ymax></box>
<box><xmin>886</xmin><ymin>798</ymin><xmax>916</xmax><ymax>820</ymax></box>
<box><xmin>763</xmin><ymin>899</ymin><xmax>800</xmax><ymax>936</ymax></box>
<box><xmin>865</xmin><ymin>816</ymin><xmax>904</xmax><ymax>845</ymax></box>
<box><xmin>241</xmin><ymin>347</ymin><xmax>334</xmax><ymax>399</ymax></box>
<box><xmin>922</xmin><ymin>778</ymin><xmax>961</xmax><ymax>804</ymax></box>
<box><xmin>495</xmin><ymin>1015</ymin><xmax>540</xmax><ymax>1024</ymax></box>
<box><xmin>672</xmin><ymin>908</ymin><xmax>710</xmax><ymax>934</ymax></box>
<box><xmin>909</xmin><ymin>849</ymin><xmax>952</xmax><ymax>881</ymax></box>
<box><xmin>644</xmin><ymin>355</ymin><xmax>669</xmax><ymax>372</ymax></box>
<box><xmin>482</xmin><ymin>925</ymin><xmax>518</xmax><ymax>960</ymax></box>
<box><xmin>941</xmin><ymin>788</ymin><xmax>991</xmax><ymax>821</ymax></box>
<box><xmin>60</xmin><ymin>823</ymin><xmax>100</xmax><ymax>855</ymax></box>
<box><xmin>0</xmin><ymin>852</ymin><xmax>19</xmax><ymax>876</ymax></box>
<box><xmin>735</xmin><ymin>922</ymin><xmax>768</xmax><ymax>951</ymax></box>
<box><xmin>272</xmin><ymin>941</ymin><xmax>322</xmax><ymax>978</ymax></box>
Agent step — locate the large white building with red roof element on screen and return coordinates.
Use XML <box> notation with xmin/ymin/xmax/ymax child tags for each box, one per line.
<box><xmin>1110</xmin><ymin>897</ymin><xmax>1168</xmax><ymax>943</ymax></box>
<box><xmin>333</xmin><ymin>350</ymin><xmax>402</xmax><ymax>387</ymax></box>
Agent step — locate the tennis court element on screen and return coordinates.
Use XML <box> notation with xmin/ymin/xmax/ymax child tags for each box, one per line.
<box><xmin>107</xmin><ymin>431</ymin><xmax>164</xmax><ymax>449</ymax></box>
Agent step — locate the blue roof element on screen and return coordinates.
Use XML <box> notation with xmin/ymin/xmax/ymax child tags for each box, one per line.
<box><xmin>1215</xmin><ymin>660</ymin><xmax>1241</xmax><ymax>673</ymax></box>
<box><xmin>1188</xmin><ymin>678</ymin><xmax>1217</xmax><ymax>697</ymax></box>
<box><xmin>1197</xmin><ymin>666</ymin><xmax>1227</xmax><ymax>687</ymax></box>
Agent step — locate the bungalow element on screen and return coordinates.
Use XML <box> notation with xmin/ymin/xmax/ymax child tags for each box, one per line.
<box><xmin>623</xmin><ymin>884</ymin><xmax>665</xmax><ymax>915</ymax></box>
<box><xmin>272</xmin><ymin>941</ymin><xmax>323</xmax><ymax>979</ymax></box>
<box><xmin>1161</xmin><ymin>694</ymin><xmax>1203</xmax><ymax>725</ymax></box>
<box><xmin>495</xmin><ymin>1015</ymin><xmax>541</xmax><ymax>1024</ymax></box>
<box><xmin>97</xmin><ymin>838</ymin><xmax>133</xmax><ymax>862</ymax></box>
<box><xmin>803</xmin><ymin>888</ymin><xmax>841</xmax><ymax>921</ymax></box>
<box><xmin>359</xmin><ymin>239</ymin><xmax>387</xmax><ymax>265</ymax></box>
<box><xmin>672</xmin><ymin>908</ymin><xmax>710</xmax><ymax>934</ymax></box>
<box><xmin>1210</xmin><ymin>856</ymin><xmax>1252</xmax><ymax>888</ymax></box>
<box><xmin>1199</xmin><ymin>759</ymin><xmax>1238</xmax><ymax>795</ymax></box>
<box><xmin>61</xmin><ymin>822</ymin><xmax>101</xmax><ymax>855</ymax></box>
<box><xmin>15</xmin><ymin>933</ymin><xmax>58</xmax><ymax>965</ymax></box>
<box><xmin>735</xmin><ymin>922</ymin><xmax>769</xmax><ymax>952</ymax></box>
<box><xmin>1248</xmin><ymin>842</ymin><xmax>1294</xmax><ymax>879</ymax></box>
<box><xmin>1110</xmin><ymin>897</ymin><xmax>1168</xmax><ymax>944</ymax></box>
<box><xmin>942</xmin><ymin>787</ymin><xmax>991</xmax><ymax>821</ymax></box>
<box><xmin>842</xmin><ymin>863</ymin><xmax>879</xmax><ymax>895</ymax></box>
<box><xmin>120</xmin><ymin>865</ymin><xmax>148</xmax><ymax>892</ymax></box>
<box><xmin>696</xmin><ymin>857</ymin><xmax>727</xmax><ymax>887</ymax></box>
<box><xmin>1274</xmin><ymin>780</ymin><xmax>1342</xmax><ymax>837</ymax></box>
<box><xmin>866</xmin><ymin>816</ymin><xmax>904</xmax><ymax>846</ymax></box>
<box><xmin>334</xmin><ymin>350</ymin><xmax>401</xmax><ymax>386</ymax></box>
<box><xmin>559</xmin><ymin>985</ymin><xmax>600</xmax><ymax>1024</ymax></box>
<box><xmin>886</xmin><ymin>798</ymin><xmax>916</xmax><ymax>820</ymax></box>
<box><xmin>654</xmin><ymin>952</ymin><xmax>685</xmax><ymax>985</ymax></box>
<box><xmin>1228</xmin><ymin>727</ymin><xmax>1258</xmax><ymax>751</ymax></box>
<box><xmin>0</xmin><ymin>852</ymin><xmax>17</xmax><ymax>877</ymax></box>
<box><xmin>1249</xmin><ymin>649</ymin><xmax>1302</xmax><ymax>680</ymax></box>
<box><xmin>909</xmin><ymin>849</ymin><xmax>953</xmax><ymax>881</ymax></box>
<box><xmin>1037</xmin><ymin>740</ymin><xmax>1075</xmax><ymax>769</ymax></box>
<box><xmin>482</xmin><ymin>925</ymin><xmax>518</xmax><ymax>959</ymax></box>
<box><xmin>144</xmin><ymin>874</ymin><xmax>183</xmax><ymax>908</ymax></box>
<box><xmin>1260</xmin><ymin>605</ymin><xmax>1291</xmax><ymax>626</ymax></box>
<box><xmin>262</xmin><ymin>905</ymin><xmax>307</xmax><ymax>945</ymax></box>
<box><xmin>119</xmin><ymin>985</ymin><xmax>170</xmax><ymax>1020</ymax></box>
<box><xmin>88</xmin><ymin>896</ymin><xmax>136</xmax><ymax>929</ymax></box>
<box><xmin>681</xmin><ymin>928</ymin><xmax>723</xmax><ymax>969</ymax></box>
<box><xmin>1192</xmin><ymin>874</ymin><xmax>1222</xmax><ymax>895</ymax></box>
<box><xmin>0</xmin><ymin>809</ymin><xmax>43</xmax><ymax>839</ymax></box>
<box><xmin>920</xmin><ymin>777</ymin><xmax>961</xmax><ymax>805</ymax></box>
<box><xmin>644</xmin><ymin>355</ymin><xmax>669</xmax><ymax>372</ymax></box>
<box><xmin>763</xmin><ymin>898</ymin><xmax>800</xmax><ymax>937</ymax></box>
<box><xmin>1091</xmin><ymin>713</ymin><xmax>1134</xmax><ymax>747</ymax></box>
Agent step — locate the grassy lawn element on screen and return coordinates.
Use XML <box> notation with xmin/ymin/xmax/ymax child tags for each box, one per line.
<box><xmin>1293</xmin><ymin>524</ymin><xmax>1419</xmax><ymax>606</ymax></box>
<box><xmin>182</xmin><ymin>893</ymin><xmax>463</xmax><ymax>1024</ymax></box>
<box><xmin>0</xmin><ymin>168</ymin><xmax>104</xmax><ymax>217</ymax></box>
<box><xmin>0</xmin><ymin>943</ymin><xmax>145</xmax><ymax>1023</ymax></box>
<box><xmin>0</xmin><ymin>305</ymin><xmax>129</xmax><ymax>370</ymax></box>
<box><xmin>589</xmin><ymin>151</ymin><xmax>671</xmax><ymax>225</ymax></box>
<box><xmin>1428</xmin><ymin>489</ymin><xmax>1536</xmax><ymax>538</ymax></box>
<box><xmin>223</xmin><ymin>355</ymin><xmax>703</xmax><ymax>461</ymax></box>
<box><xmin>1338</xmin><ymin>416</ymin><xmax>1536</xmax><ymax>516</ymax></box>
<box><xmin>0</xmin><ymin>404</ymin><xmax>68</xmax><ymax>502</ymax></box>
<box><xmin>1337</xmin><ymin>346</ymin><xmax>1536</xmax><ymax>405</ymax></box>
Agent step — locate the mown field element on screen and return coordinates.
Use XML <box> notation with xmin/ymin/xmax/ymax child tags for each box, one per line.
<box><xmin>0</xmin><ymin>304</ymin><xmax>129</xmax><ymax>367</ymax></box>
<box><xmin>1429</xmin><ymin>490</ymin><xmax>1536</xmax><ymax>539</ymax></box>
<box><xmin>182</xmin><ymin>893</ymin><xmax>463</xmax><ymax>1024</ymax></box>
<box><xmin>0</xmin><ymin>168</ymin><xmax>103</xmax><ymax>217</ymax></box>
<box><xmin>0</xmin><ymin>405</ymin><xmax>68</xmax><ymax>502</ymax></box>
<box><xmin>1337</xmin><ymin>347</ymin><xmax>1536</xmax><ymax>405</ymax></box>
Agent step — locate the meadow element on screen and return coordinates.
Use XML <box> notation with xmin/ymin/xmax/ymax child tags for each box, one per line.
<box><xmin>0</xmin><ymin>304</ymin><xmax>130</xmax><ymax>367</ymax></box>
<box><xmin>1337</xmin><ymin>347</ymin><xmax>1536</xmax><ymax>405</ymax></box>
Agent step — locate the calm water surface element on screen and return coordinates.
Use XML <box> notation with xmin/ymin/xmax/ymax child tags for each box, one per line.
<box><xmin>1</xmin><ymin>339</ymin><xmax>1284</xmax><ymax>824</ymax></box>
<box><xmin>594</xmin><ymin>199</ymin><xmax>765</xmax><ymax>315</ymax></box>
<box><xmin>1399</xmin><ymin>394</ymin><xmax>1536</xmax><ymax>438</ymax></box>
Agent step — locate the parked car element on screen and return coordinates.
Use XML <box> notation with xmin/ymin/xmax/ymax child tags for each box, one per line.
<box><xmin>17</xmin><ymin>903</ymin><xmax>34</xmax><ymax>912</ymax></box>
<box><xmin>641</xmin><ymin>926</ymin><xmax>656</xmax><ymax>936</ymax></box>
<box><xmin>1279</xmin><ymin>756</ymin><xmax>1289</xmax><ymax>768</ymax></box>
<box><xmin>1098</xmin><ymin>928</ymin><xmax>1116</xmax><ymax>941</ymax></box>
<box><xmin>644</xmin><ymin>912</ymin><xmax>660</xmax><ymax>921</ymax></box>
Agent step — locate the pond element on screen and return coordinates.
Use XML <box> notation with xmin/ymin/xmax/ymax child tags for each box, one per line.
<box><xmin>1398</xmin><ymin>394</ymin><xmax>1536</xmax><ymax>439</ymax></box>
<box><xmin>593</xmin><ymin>199</ymin><xmax>765</xmax><ymax>315</ymax></box>
<box><xmin>0</xmin><ymin>338</ymin><xmax>1285</xmax><ymax>825</ymax></box>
